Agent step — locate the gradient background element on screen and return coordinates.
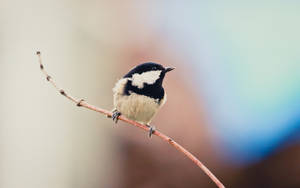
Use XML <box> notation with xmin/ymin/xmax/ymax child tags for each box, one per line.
<box><xmin>1</xmin><ymin>1</ymin><xmax>300</xmax><ymax>188</ymax></box>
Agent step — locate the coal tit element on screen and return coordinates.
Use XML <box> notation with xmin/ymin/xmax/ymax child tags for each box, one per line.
<box><xmin>111</xmin><ymin>62</ymin><xmax>174</xmax><ymax>137</ymax></box>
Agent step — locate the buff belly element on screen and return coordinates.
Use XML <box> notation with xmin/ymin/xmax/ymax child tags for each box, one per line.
<box><xmin>114</xmin><ymin>93</ymin><xmax>162</xmax><ymax>124</ymax></box>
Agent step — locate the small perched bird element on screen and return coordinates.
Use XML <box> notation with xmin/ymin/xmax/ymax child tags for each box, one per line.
<box><xmin>111</xmin><ymin>62</ymin><xmax>174</xmax><ymax>137</ymax></box>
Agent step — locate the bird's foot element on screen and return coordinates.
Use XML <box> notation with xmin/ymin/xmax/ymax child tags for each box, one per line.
<box><xmin>146</xmin><ymin>124</ymin><xmax>156</xmax><ymax>138</ymax></box>
<box><xmin>112</xmin><ymin>110</ymin><xmax>121</xmax><ymax>124</ymax></box>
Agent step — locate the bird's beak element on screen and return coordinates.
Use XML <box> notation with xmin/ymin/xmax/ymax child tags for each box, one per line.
<box><xmin>164</xmin><ymin>67</ymin><xmax>175</xmax><ymax>73</ymax></box>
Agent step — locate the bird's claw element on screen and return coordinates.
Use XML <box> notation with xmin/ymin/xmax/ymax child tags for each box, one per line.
<box><xmin>147</xmin><ymin>125</ymin><xmax>156</xmax><ymax>138</ymax></box>
<box><xmin>112</xmin><ymin>110</ymin><xmax>121</xmax><ymax>124</ymax></box>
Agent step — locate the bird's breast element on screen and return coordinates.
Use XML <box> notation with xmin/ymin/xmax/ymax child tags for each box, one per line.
<box><xmin>113</xmin><ymin>78</ymin><xmax>166</xmax><ymax>124</ymax></box>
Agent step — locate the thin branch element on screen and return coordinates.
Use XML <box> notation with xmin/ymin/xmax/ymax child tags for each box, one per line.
<box><xmin>36</xmin><ymin>51</ymin><xmax>225</xmax><ymax>188</ymax></box>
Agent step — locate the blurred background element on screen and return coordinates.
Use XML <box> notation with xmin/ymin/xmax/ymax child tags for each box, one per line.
<box><xmin>1</xmin><ymin>1</ymin><xmax>300</xmax><ymax>188</ymax></box>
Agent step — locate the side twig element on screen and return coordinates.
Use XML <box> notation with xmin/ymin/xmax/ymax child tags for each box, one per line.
<box><xmin>36</xmin><ymin>51</ymin><xmax>225</xmax><ymax>188</ymax></box>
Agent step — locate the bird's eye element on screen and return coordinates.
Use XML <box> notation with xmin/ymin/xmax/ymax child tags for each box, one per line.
<box><xmin>152</xmin><ymin>67</ymin><xmax>157</xmax><ymax>70</ymax></box>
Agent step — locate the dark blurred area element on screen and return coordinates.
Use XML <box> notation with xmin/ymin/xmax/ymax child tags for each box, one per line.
<box><xmin>1</xmin><ymin>1</ymin><xmax>299</xmax><ymax>188</ymax></box>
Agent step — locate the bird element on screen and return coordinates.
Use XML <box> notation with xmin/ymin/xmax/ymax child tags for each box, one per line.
<box><xmin>111</xmin><ymin>62</ymin><xmax>174</xmax><ymax>137</ymax></box>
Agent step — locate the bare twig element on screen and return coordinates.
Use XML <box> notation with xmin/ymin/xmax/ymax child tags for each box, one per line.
<box><xmin>36</xmin><ymin>51</ymin><xmax>225</xmax><ymax>188</ymax></box>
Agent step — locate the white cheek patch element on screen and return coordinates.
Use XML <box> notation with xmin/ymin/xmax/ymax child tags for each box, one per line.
<box><xmin>131</xmin><ymin>70</ymin><xmax>161</xmax><ymax>89</ymax></box>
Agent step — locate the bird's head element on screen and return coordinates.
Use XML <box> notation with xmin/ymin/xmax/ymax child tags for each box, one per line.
<box><xmin>124</xmin><ymin>62</ymin><xmax>174</xmax><ymax>89</ymax></box>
